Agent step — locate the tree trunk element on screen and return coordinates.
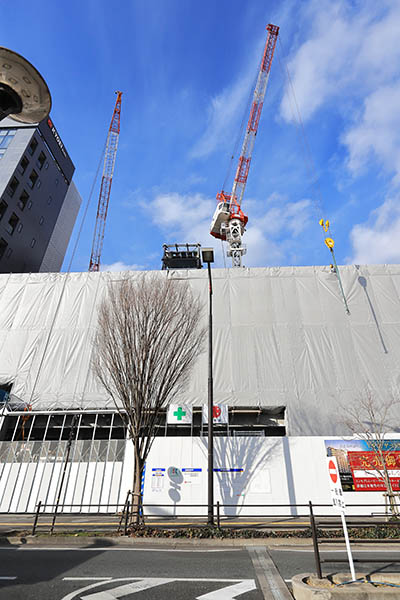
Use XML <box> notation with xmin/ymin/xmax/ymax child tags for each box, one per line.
<box><xmin>131</xmin><ymin>445</ymin><xmax>143</xmax><ymax>526</ymax></box>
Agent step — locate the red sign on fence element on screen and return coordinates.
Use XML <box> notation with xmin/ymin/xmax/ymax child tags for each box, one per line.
<box><xmin>348</xmin><ymin>451</ymin><xmax>400</xmax><ymax>492</ymax></box>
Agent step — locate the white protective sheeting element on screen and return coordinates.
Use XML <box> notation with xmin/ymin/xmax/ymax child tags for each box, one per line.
<box><xmin>1</xmin><ymin>265</ymin><xmax>400</xmax><ymax>435</ymax></box>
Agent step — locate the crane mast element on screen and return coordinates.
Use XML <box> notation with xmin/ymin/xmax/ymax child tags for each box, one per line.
<box><xmin>210</xmin><ymin>24</ymin><xmax>279</xmax><ymax>267</ymax></box>
<box><xmin>89</xmin><ymin>91</ymin><xmax>122</xmax><ymax>272</ymax></box>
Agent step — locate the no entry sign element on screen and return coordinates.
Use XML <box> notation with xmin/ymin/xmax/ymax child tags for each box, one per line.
<box><xmin>328</xmin><ymin>459</ymin><xmax>338</xmax><ymax>484</ymax></box>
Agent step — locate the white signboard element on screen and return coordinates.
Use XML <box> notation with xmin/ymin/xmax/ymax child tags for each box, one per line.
<box><xmin>326</xmin><ymin>456</ymin><xmax>356</xmax><ymax>581</ymax></box>
<box><xmin>202</xmin><ymin>404</ymin><xmax>228</xmax><ymax>424</ymax></box>
<box><xmin>326</xmin><ymin>457</ymin><xmax>346</xmax><ymax>513</ymax></box>
<box><xmin>167</xmin><ymin>405</ymin><xmax>192</xmax><ymax>425</ymax></box>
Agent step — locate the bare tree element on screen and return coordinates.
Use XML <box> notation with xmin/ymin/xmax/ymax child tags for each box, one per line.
<box><xmin>342</xmin><ymin>389</ymin><xmax>400</xmax><ymax>517</ymax></box>
<box><xmin>92</xmin><ymin>273</ymin><xmax>206</xmax><ymax>524</ymax></box>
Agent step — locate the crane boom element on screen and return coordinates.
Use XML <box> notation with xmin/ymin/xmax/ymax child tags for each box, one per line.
<box><xmin>89</xmin><ymin>91</ymin><xmax>122</xmax><ymax>272</ymax></box>
<box><xmin>210</xmin><ymin>24</ymin><xmax>279</xmax><ymax>267</ymax></box>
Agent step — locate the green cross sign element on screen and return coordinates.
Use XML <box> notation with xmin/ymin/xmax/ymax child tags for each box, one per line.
<box><xmin>173</xmin><ymin>407</ymin><xmax>186</xmax><ymax>421</ymax></box>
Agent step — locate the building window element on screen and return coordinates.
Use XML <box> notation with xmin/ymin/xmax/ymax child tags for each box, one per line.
<box><xmin>44</xmin><ymin>162</ymin><xmax>49</xmax><ymax>170</ymax></box>
<box><xmin>6</xmin><ymin>213</ymin><xmax>19</xmax><ymax>235</ymax></box>
<box><xmin>36</xmin><ymin>180</ymin><xmax>41</xmax><ymax>189</ymax></box>
<box><xmin>47</xmin><ymin>195</ymin><xmax>52</xmax><ymax>205</ymax></box>
<box><xmin>0</xmin><ymin>238</ymin><xmax>8</xmax><ymax>260</ymax></box>
<box><xmin>37</xmin><ymin>151</ymin><xmax>46</xmax><ymax>170</ymax></box>
<box><xmin>17</xmin><ymin>190</ymin><xmax>29</xmax><ymax>211</ymax></box>
<box><xmin>5</xmin><ymin>248</ymin><xmax>12</xmax><ymax>259</ymax></box>
<box><xmin>7</xmin><ymin>176</ymin><xmax>19</xmax><ymax>197</ymax></box>
<box><xmin>27</xmin><ymin>200</ymin><xmax>33</xmax><ymax>210</ymax></box>
<box><xmin>28</xmin><ymin>170</ymin><xmax>38</xmax><ymax>189</ymax></box>
<box><xmin>18</xmin><ymin>156</ymin><xmax>29</xmax><ymax>175</ymax></box>
<box><xmin>30</xmin><ymin>238</ymin><xmax>36</xmax><ymax>248</ymax></box>
<box><xmin>39</xmin><ymin>216</ymin><xmax>44</xmax><ymax>225</ymax></box>
<box><xmin>0</xmin><ymin>200</ymin><xmax>7</xmax><ymax>220</ymax></box>
<box><xmin>0</xmin><ymin>129</ymin><xmax>16</xmax><ymax>152</ymax></box>
<box><xmin>0</xmin><ymin>149</ymin><xmax>6</xmax><ymax>159</ymax></box>
<box><xmin>16</xmin><ymin>223</ymin><xmax>23</xmax><ymax>233</ymax></box>
<box><xmin>28</xmin><ymin>137</ymin><xmax>38</xmax><ymax>156</ymax></box>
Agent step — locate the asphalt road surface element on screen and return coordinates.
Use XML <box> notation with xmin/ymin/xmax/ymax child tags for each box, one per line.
<box><xmin>0</xmin><ymin>545</ymin><xmax>265</xmax><ymax>600</ymax></box>
<box><xmin>270</xmin><ymin>547</ymin><xmax>400</xmax><ymax>588</ymax></box>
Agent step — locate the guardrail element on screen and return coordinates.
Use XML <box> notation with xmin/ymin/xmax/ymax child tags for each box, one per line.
<box><xmin>29</xmin><ymin>499</ymin><xmax>400</xmax><ymax>537</ymax></box>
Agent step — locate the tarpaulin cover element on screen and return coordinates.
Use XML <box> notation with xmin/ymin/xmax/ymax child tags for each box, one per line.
<box><xmin>1</xmin><ymin>264</ymin><xmax>400</xmax><ymax>435</ymax></box>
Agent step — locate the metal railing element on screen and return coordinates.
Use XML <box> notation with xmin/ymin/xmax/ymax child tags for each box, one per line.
<box><xmin>28</xmin><ymin>499</ymin><xmax>400</xmax><ymax>537</ymax></box>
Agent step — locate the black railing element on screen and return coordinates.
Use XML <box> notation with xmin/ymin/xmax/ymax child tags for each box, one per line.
<box><xmin>28</xmin><ymin>500</ymin><xmax>400</xmax><ymax>536</ymax></box>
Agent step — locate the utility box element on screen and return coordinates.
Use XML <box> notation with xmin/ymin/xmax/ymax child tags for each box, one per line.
<box><xmin>161</xmin><ymin>244</ymin><xmax>202</xmax><ymax>270</ymax></box>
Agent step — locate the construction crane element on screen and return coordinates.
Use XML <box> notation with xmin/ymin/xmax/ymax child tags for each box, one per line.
<box><xmin>210</xmin><ymin>24</ymin><xmax>279</xmax><ymax>267</ymax></box>
<box><xmin>89</xmin><ymin>91</ymin><xmax>122</xmax><ymax>272</ymax></box>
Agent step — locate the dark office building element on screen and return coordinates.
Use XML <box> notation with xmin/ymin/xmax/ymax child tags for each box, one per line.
<box><xmin>0</xmin><ymin>116</ymin><xmax>81</xmax><ymax>273</ymax></box>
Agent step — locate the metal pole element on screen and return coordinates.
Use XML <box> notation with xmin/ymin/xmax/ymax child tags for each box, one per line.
<box><xmin>341</xmin><ymin>511</ymin><xmax>356</xmax><ymax>581</ymax></box>
<box><xmin>207</xmin><ymin>261</ymin><xmax>214</xmax><ymax>527</ymax></box>
<box><xmin>32</xmin><ymin>500</ymin><xmax>41</xmax><ymax>535</ymax></box>
<box><xmin>217</xmin><ymin>501</ymin><xmax>220</xmax><ymax>528</ymax></box>
<box><xmin>50</xmin><ymin>414</ymin><xmax>78</xmax><ymax>534</ymax></box>
<box><xmin>309</xmin><ymin>500</ymin><xmax>322</xmax><ymax>579</ymax></box>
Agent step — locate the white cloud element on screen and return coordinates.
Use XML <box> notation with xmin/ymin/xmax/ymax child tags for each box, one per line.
<box><xmin>190</xmin><ymin>53</ymin><xmax>259</xmax><ymax>159</ymax></box>
<box><xmin>100</xmin><ymin>261</ymin><xmax>143</xmax><ymax>272</ymax></box>
<box><xmin>280</xmin><ymin>2</ymin><xmax>400</xmax><ymax>124</ymax></box>
<box><xmin>349</xmin><ymin>197</ymin><xmax>400</xmax><ymax>264</ymax></box>
<box><xmin>145</xmin><ymin>191</ymin><xmax>313</xmax><ymax>267</ymax></box>
<box><xmin>342</xmin><ymin>82</ymin><xmax>400</xmax><ymax>179</ymax></box>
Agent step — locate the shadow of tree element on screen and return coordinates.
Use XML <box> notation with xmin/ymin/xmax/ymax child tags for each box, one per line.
<box><xmin>200</xmin><ymin>436</ymin><xmax>281</xmax><ymax>517</ymax></box>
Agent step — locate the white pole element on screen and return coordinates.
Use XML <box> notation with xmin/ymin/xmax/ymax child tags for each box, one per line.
<box><xmin>340</xmin><ymin>511</ymin><xmax>356</xmax><ymax>581</ymax></box>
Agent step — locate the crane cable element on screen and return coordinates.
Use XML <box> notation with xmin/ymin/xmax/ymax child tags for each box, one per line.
<box><xmin>27</xmin><ymin>136</ymin><xmax>107</xmax><ymax>409</ymax></box>
<box><xmin>276</xmin><ymin>36</ymin><xmax>349</xmax><ymax>313</ymax></box>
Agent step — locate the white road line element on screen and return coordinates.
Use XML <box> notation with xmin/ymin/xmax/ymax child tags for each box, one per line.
<box><xmin>63</xmin><ymin>577</ymin><xmax>112</xmax><ymax>581</ymax></box>
<box><xmin>196</xmin><ymin>580</ymin><xmax>256</xmax><ymax>599</ymax></box>
<box><xmin>271</xmin><ymin>548</ymin><xmax>400</xmax><ymax>553</ymax></box>
<box><xmin>0</xmin><ymin>576</ymin><xmax>16</xmax><ymax>580</ymax></box>
<box><xmin>0</xmin><ymin>546</ymin><xmax>239</xmax><ymax>553</ymax></box>
<box><xmin>60</xmin><ymin>578</ymin><xmax>256</xmax><ymax>600</ymax></box>
<box><xmin>82</xmin><ymin>577</ymin><xmax>172</xmax><ymax>599</ymax></box>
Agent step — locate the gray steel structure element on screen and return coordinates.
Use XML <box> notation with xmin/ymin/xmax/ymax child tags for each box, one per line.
<box><xmin>0</xmin><ymin>116</ymin><xmax>81</xmax><ymax>273</ymax></box>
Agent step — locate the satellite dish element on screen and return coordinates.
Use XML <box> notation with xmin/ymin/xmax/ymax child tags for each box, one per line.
<box><xmin>0</xmin><ymin>47</ymin><xmax>51</xmax><ymax>124</ymax></box>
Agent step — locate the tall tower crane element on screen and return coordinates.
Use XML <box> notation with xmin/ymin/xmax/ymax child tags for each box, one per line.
<box><xmin>210</xmin><ymin>24</ymin><xmax>279</xmax><ymax>267</ymax></box>
<box><xmin>89</xmin><ymin>91</ymin><xmax>122</xmax><ymax>272</ymax></box>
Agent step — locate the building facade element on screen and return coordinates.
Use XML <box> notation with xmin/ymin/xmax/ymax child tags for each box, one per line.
<box><xmin>0</xmin><ymin>265</ymin><xmax>398</xmax><ymax>514</ymax></box>
<box><xmin>0</xmin><ymin>116</ymin><xmax>81</xmax><ymax>273</ymax></box>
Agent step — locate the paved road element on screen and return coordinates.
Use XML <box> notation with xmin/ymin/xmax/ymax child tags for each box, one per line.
<box><xmin>0</xmin><ymin>545</ymin><xmax>267</xmax><ymax>600</ymax></box>
<box><xmin>270</xmin><ymin>547</ymin><xmax>400</xmax><ymax>591</ymax></box>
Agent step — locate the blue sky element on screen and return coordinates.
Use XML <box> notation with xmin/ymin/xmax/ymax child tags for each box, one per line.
<box><xmin>2</xmin><ymin>0</ymin><xmax>400</xmax><ymax>271</ymax></box>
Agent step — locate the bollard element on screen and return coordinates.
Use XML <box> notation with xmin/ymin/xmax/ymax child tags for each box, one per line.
<box><xmin>124</xmin><ymin>500</ymin><xmax>130</xmax><ymax>535</ymax></box>
<box><xmin>32</xmin><ymin>501</ymin><xmax>42</xmax><ymax>536</ymax></box>
<box><xmin>309</xmin><ymin>500</ymin><xmax>322</xmax><ymax>579</ymax></box>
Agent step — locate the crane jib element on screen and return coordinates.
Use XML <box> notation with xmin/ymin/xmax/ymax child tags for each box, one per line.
<box><xmin>209</xmin><ymin>23</ymin><xmax>279</xmax><ymax>267</ymax></box>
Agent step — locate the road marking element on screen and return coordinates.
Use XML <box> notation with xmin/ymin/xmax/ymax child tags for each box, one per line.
<box><xmin>6</xmin><ymin>547</ymin><xmax>239</xmax><ymax>553</ymax></box>
<box><xmin>64</xmin><ymin>577</ymin><xmax>112</xmax><ymax>581</ymax></box>
<box><xmin>271</xmin><ymin>548</ymin><xmax>400</xmax><ymax>553</ymax></box>
<box><xmin>60</xmin><ymin>578</ymin><xmax>257</xmax><ymax>600</ymax></box>
<box><xmin>0</xmin><ymin>576</ymin><xmax>17</xmax><ymax>580</ymax></box>
<box><xmin>196</xmin><ymin>580</ymin><xmax>256</xmax><ymax>598</ymax></box>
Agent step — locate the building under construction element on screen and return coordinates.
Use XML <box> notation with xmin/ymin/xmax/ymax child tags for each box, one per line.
<box><xmin>0</xmin><ymin>264</ymin><xmax>399</xmax><ymax>515</ymax></box>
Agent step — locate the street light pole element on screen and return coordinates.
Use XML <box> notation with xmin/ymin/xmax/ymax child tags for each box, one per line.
<box><xmin>207</xmin><ymin>260</ymin><xmax>214</xmax><ymax>526</ymax></box>
<box><xmin>201</xmin><ymin>248</ymin><xmax>215</xmax><ymax>527</ymax></box>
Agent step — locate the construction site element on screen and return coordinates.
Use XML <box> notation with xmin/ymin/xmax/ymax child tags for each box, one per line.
<box><xmin>0</xmin><ymin>22</ymin><xmax>399</xmax><ymax>523</ymax></box>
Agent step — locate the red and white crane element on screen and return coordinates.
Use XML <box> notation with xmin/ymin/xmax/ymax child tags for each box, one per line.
<box><xmin>89</xmin><ymin>91</ymin><xmax>122</xmax><ymax>272</ymax></box>
<box><xmin>210</xmin><ymin>24</ymin><xmax>279</xmax><ymax>267</ymax></box>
